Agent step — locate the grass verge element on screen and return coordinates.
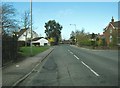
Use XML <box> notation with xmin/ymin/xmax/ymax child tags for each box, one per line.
<box><xmin>19</xmin><ymin>46</ymin><xmax>49</xmax><ymax>57</ymax></box>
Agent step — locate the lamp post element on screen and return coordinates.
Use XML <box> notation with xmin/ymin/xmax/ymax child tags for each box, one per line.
<box><xmin>30</xmin><ymin>0</ymin><xmax>33</xmax><ymax>56</ymax></box>
<box><xmin>70</xmin><ymin>24</ymin><xmax>77</xmax><ymax>44</ymax></box>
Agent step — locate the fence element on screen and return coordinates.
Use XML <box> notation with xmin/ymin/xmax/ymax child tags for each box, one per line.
<box><xmin>2</xmin><ymin>35</ymin><xmax>18</xmax><ymax>65</ymax></box>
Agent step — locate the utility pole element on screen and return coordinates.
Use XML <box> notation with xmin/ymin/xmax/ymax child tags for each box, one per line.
<box><xmin>30</xmin><ymin>0</ymin><xmax>33</xmax><ymax>56</ymax></box>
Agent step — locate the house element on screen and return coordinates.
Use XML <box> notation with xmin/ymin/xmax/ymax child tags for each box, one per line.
<box><xmin>104</xmin><ymin>17</ymin><xmax>120</xmax><ymax>46</ymax></box>
<box><xmin>32</xmin><ymin>38</ymin><xmax>49</xmax><ymax>46</ymax></box>
<box><xmin>13</xmin><ymin>28</ymin><xmax>39</xmax><ymax>46</ymax></box>
<box><xmin>18</xmin><ymin>28</ymin><xmax>39</xmax><ymax>42</ymax></box>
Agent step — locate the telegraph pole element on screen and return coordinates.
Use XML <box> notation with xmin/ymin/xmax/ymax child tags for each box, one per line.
<box><xmin>30</xmin><ymin>0</ymin><xmax>33</xmax><ymax>56</ymax></box>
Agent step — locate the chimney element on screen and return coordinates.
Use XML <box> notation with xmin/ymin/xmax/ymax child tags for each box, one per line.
<box><xmin>111</xmin><ymin>16</ymin><xmax>114</xmax><ymax>23</ymax></box>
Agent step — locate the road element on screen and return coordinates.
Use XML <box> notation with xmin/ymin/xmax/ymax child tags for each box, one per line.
<box><xmin>17</xmin><ymin>44</ymin><xmax>118</xmax><ymax>86</ymax></box>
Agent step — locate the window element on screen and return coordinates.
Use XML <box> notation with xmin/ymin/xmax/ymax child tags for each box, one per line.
<box><xmin>110</xmin><ymin>29</ymin><xmax>112</xmax><ymax>34</ymax></box>
<box><xmin>110</xmin><ymin>35</ymin><xmax>112</xmax><ymax>42</ymax></box>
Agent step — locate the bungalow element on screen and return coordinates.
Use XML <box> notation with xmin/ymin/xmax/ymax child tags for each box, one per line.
<box><xmin>32</xmin><ymin>38</ymin><xmax>49</xmax><ymax>46</ymax></box>
<box><xmin>104</xmin><ymin>17</ymin><xmax>120</xmax><ymax>46</ymax></box>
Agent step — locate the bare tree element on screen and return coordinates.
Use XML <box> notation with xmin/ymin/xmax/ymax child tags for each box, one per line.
<box><xmin>22</xmin><ymin>11</ymin><xmax>30</xmax><ymax>29</ymax></box>
<box><xmin>21</xmin><ymin>10</ymin><xmax>30</xmax><ymax>46</ymax></box>
<box><xmin>1</xmin><ymin>3</ymin><xmax>18</xmax><ymax>35</ymax></box>
<box><xmin>2</xmin><ymin>3</ymin><xmax>19</xmax><ymax>63</ymax></box>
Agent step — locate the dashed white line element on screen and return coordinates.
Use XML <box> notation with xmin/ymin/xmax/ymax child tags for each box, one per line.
<box><xmin>81</xmin><ymin>61</ymin><xmax>100</xmax><ymax>77</ymax></box>
<box><xmin>74</xmin><ymin>55</ymin><xmax>79</xmax><ymax>60</ymax></box>
<box><xmin>70</xmin><ymin>52</ymin><xmax>73</xmax><ymax>54</ymax></box>
<box><xmin>67</xmin><ymin>49</ymin><xmax>99</xmax><ymax>77</ymax></box>
<box><xmin>35</xmin><ymin>63</ymin><xmax>39</xmax><ymax>67</ymax></box>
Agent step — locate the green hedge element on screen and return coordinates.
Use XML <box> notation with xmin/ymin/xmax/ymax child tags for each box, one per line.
<box><xmin>77</xmin><ymin>40</ymin><xmax>91</xmax><ymax>46</ymax></box>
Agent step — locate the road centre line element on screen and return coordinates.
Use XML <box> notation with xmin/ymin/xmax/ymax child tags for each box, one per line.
<box><xmin>70</xmin><ymin>51</ymin><xmax>73</xmax><ymax>54</ymax></box>
<box><xmin>81</xmin><ymin>61</ymin><xmax>100</xmax><ymax>77</ymax></box>
<box><xmin>35</xmin><ymin>63</ymin><xmax>39</xmax><ymax>67</ymax></box>
<box><xmin>67</xmin><ymin>49</ymin><xmax>74</xmax><ymax>54</ymax></box>
<box><xmin>67</xmin><ymin>49</ymin><xmax>79</xmax><ymax>59</ymax></box>
<box><xmin>74</xmin><ymin>55</ymin><xmax>79</xmax><ymax>60</ymax></box>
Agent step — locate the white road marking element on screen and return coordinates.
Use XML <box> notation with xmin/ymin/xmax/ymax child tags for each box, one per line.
<box><xmin>70</xmin><ymin>52</ymin><xmax>73</xmax><ymax>54</ymax></box>
<box><xmin>16</xmin><ymin>65</ymin><xmax>19</xmax><ymax>68</ymax></box>
<box><xmin>35</xmin><ymin>63</ymin><xmax>39</xmax><ymax>67</ymax></box>
<box><xmin>81</xmin><ymin>61</ymin><xmax>100</xmax><ymax>76</ymax></box>
<box><xmin>68</xmin><ymin>49</ymin><xmax>74</xmax><ymax>54</ymax></box>
<box><xmin>74</xmin><ymin>55</ymin><xmax>79</xmax><ymax>60</ymax></box>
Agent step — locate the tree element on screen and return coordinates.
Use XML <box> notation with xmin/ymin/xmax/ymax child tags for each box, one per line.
<box><xmin>22</xmin><ymin>11</ymin><xmax>30</xmax><ymax>29</ymax></box>
<box><xmin>91</xmin><ymin>33</ymin><xmax>96</xmax><ymax>48</ymax></box>
<box><xmin>21</xmin><ymin>11</ymin><xmax>30</xmax><ymax>46</ymax></box>
<box><xmin>1</xmin><ymin>3</ymin><xmax>18</xmax><ymax>35</ymax></box>
<box><xmin>91</xmin><ymin>33</ymin><xmax>95</xmax><ymax>39</ymax></box>
<box><xmin>70</xmin><ymin>29</ymin><xmax>91</xmax><ymax>46</ymax></box>
<box><xmin>70</xmin><ymin>31</ymin><xmax>75</xmax><ymax>44</ymax></box>
<box><xmin>44</xmin><ymin>20</ymin><xmax>62</xmax><ymax>45</ymax></box>
<box><xmin>1</xmin><ymin>3</ymin><xmax>19</xmax><ymax>64</ymax></box>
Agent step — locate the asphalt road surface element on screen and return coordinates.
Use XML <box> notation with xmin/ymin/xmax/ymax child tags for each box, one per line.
<box><xmin>18</xmin><ymin>44</ymin><xmax>118</xmax><ymax>86</ymax></box>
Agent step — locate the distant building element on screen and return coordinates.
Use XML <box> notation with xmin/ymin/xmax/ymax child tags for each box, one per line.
<box><xmin>104</xmin><ymin>17</ymin><xmax>120</xmax><ymax>46</ymax></box>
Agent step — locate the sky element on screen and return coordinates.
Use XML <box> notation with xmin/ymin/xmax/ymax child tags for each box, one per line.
<box><xmin>3</xmin><ymin>2</ymin><xmax>119</xmax><ymax>40</ymax></box>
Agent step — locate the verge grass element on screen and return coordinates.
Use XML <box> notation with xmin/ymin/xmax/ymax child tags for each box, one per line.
<box><xmin>19</xmin><ymin>46</ymin><xmax>49</xmax><ymax>57</ymax></box>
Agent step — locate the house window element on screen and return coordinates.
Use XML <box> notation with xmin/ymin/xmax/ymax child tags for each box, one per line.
<box><xmin>110</xmin><ymin>29</ymin><xmax>112</xmax><ymax>34</ymax></box>
<box><xmin>110</xmin><ymin>35</ymin><xmax>112</xmax><ymax>42</ymax></box>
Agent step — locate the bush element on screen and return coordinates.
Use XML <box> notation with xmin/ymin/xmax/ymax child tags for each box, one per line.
<box><xmin>77</xmin><ymin>39</ymin><xmax>91</xmax><ymax>46</ymax></box>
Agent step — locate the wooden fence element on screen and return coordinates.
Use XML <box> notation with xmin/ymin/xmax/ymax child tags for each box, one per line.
<box><xmin>2</xmin><ymin>35</ymin><xmax>18</xmax><ymax>65</ymax></box>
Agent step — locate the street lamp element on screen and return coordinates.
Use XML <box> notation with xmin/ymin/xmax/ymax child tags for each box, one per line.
<box><xmin>70</xmin><ymin>24</ymin><xmax>77</xmax><ymax>44</ymax></box>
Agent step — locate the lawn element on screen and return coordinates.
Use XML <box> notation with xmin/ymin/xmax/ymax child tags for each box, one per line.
<box><xmin>19</xmin><ymin>46</ymin><xmax>49</xmax><ymax>57</ymax></box>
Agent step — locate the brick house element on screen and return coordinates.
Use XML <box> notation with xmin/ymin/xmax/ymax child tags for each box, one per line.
<box><xmin>104</xmin><ymin>17</ymin><xmax>120</xmax><ymax>46</ymax></box>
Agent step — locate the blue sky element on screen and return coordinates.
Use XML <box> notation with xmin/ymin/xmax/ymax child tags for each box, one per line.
<box><xmin>6</xmin><ymin>2</ymin><xmax>118</xmax><ymax>39</ymax></box>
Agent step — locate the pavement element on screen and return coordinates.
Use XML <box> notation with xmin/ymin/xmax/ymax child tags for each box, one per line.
<box><xmin>2</xmin><ymin>47</ymin><xmax>54</xmax><ymax>86</ymax></box>
<box><xmin>17</xmin><ymin>44</ymin><xmax>118</xmax><ymax>87</ymax></box>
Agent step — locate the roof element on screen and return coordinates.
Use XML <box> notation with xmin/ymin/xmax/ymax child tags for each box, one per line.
<box><xmin>18</xmin><ymin>29</ymin><xmax>27</xmax><ymax>37</ymax></box>
<box><xmin>32</xmin><ymin>38</ymin><xmax>48</xmax><ymax>43</ymax></box>
<box><xmin>15</xmin><ymin>28</ymin><xmax>39</xmax><ymax>38</ymax></box>
<box><xmin>32</xmin><ymin>37</ymin><xmax>44</xmax><ymax>41</ymax></box>
<box><xmin>110</xmin><ymin>21</ymin><xmax>120</xmax><ymax>29</ymax></box>
<box><xmin>13</xmin><ymin>28</ymin><xmax>28</xmax><ymax>38</ymax></box>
